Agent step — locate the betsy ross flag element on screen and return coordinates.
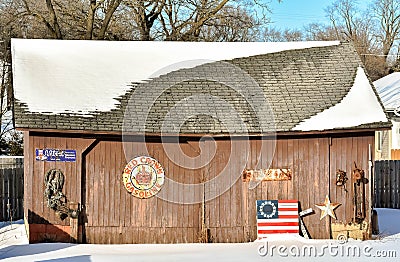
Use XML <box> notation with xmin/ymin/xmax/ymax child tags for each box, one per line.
<box><xmin>256</xmin><ymin>200</ymin><xmax>299</xmax><ymax>238</ymax></box>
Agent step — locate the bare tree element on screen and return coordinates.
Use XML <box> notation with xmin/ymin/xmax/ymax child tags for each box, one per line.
<box><xmin>19</xmin><ymin>0</ymin><xmax>63</xmax><ymax>39</ymax></box>
<box><xmin>282</xmin><ymin>29</ymin><xmax>303</xmax><ymax>41</ymax></box>
<box><xmin>161</xmin><ymin>0</ymin><xmax>231</xmax><ymax>40</ymax></box>
<box><xmin>14</xmin><ymin>0</ymin><xmax>124</xmax><ymax>40</ymax></box>
<box><xmin>122</xmin><ymin>0</ymin><xmax>165</xmax><ymax>40</ymax></box>
<box><xmin>325</xmin><ymin>0</ymin><xmax>386</xmax><ymax>80</ymax></box>
<box><xmin>86</xmin><ymin>0</ymin><xmax>123</xmax><ymax>39</ymax></box>
<box><xmin>373</xmin><ymin>0</ymin><xmax>400</xmax><ymax>62</ymax></box>
<box><xmin>303</xmin><ymin>23</ymin><xmax>340</xmax><ymax>41</ymax></box>
<box><xmin>2</xmin><ymin>0</ymin><xmax>280</xmax><ymax>41</ymax></box>
<box><xmin>326</xmin><ymin>0</ymin><xmax>359</xmax><ymax>41</ymax></box>
<box><xmin>263</xmin><ymin>27</ymin><xmax>303</xmax><ymax>42</ymax></box>
<box><xmin>0</xmin><ymin>38</ymin><xmax>21</xmax><ymax>155</ymax></box>
<box><xmin>262</xmin><ymin>27</ymin><xmax>284</xmax><ymax>42</ymax></box>
<box><xmin>199</xmin><ymin>5</ymin><xmax>261</xmax><ymax>41</ymax></box>
<box><xmin>122</xmin><ymin>0</ymin><xmax>279</xmax><ymax>41</ymax></box>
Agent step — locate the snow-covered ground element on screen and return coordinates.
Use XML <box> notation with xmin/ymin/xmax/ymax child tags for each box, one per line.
<box><xmin>0</xmin><ymin>208</ymin><xmax>399</xmax><ymax>261</ymax></box>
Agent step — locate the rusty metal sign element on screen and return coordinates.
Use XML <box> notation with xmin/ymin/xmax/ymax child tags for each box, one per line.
<box><xmin>243</xmin><ymin>168</ymin><xmax>292</xmax><ymax>182</ymax></box>
<box><xmin>122</xmin><ymin>156</ymin><xmax>165</xmax><ymax>199</ymax></box>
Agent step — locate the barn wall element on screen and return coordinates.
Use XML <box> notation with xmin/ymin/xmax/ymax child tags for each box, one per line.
<box><xmin>24</xmin><ymin>132</ymin><xmax>95</xmax><ymax>242</ymax></box>
<box><xmin>24</xmin><ymin>132</ymin><xmax>374</xmax><ymax>243</ymax></box>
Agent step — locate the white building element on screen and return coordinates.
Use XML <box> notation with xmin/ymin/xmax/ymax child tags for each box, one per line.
<box><xmin>374</xmin><ymin>73</ymin><xmax>400</xmax><ymax>159</ymax></box>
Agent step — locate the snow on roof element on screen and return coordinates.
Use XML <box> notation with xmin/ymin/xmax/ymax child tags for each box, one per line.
<box><xmin>292</xmin><ymin>67</ymin><xmax>388</xmax><ymax>131</ymax></box>
<box><xmin>11</xmin><ymin>39</ymin><xmax>340</xmax><ymax>115</ymax></box>
<box><xmin>373</xmin><ymin>72</ymin><xmax>400</xmax><ymax>111</ymax></box>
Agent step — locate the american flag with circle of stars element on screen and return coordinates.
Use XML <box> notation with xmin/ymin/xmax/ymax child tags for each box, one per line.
<box><xmin>256</xmin><ymin>200</ymin><xmax>299</xmax><ymax>238</ymax></box>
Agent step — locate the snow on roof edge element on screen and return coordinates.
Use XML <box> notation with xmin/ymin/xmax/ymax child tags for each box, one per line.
<box><xmin>292</xmin><ymin>67</ymin><xmax>388</xmax><ymax>131</ymax></box>
<box><xmin>373</xmin><ymin>72</ymin><xmax>400</xmax><ymax>110</ymax></box>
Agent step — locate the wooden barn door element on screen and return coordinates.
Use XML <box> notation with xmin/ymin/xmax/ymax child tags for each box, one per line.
<box><xmin>82</xmin><ymin>139</ymin><xmax>203</xmax><ymax>244</ymax></box>
<box><xmin>288</xmin><ymin>137</ymin><xmax>331</xmax><ymax>239</ymax></box>
<box><xmin>329</xmin><ymin>136</ymin><xmax>373</xmax><ymax>231</ymax></box>
<box><xmin>82</xmin><ymin>140</ymin><xmax>126</xmax><ymax>244</ymax></box>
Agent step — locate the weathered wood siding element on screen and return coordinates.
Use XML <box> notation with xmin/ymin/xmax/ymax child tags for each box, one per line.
<box><xmin>24</xmin><ymin>132</ymin><xmax>374</xmax><ymax>243</ymax></box>
<box><xmin>329</xmin><ymin>135</ymin><xmax>373</xmax><ymax>234</ymax></box>
<box><xmin>24</xmin><ymin>131</ymin><xmax>95</xmax><ymax>242</ymax></box>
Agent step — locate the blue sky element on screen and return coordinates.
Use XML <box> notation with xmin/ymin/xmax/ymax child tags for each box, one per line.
<box><xmin>268</xmin><ymin>0</ymin><xmax>373</xmax><ymax>30</ymax></box>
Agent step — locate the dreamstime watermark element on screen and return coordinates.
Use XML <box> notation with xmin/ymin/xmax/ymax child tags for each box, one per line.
<box><xmin>257</xmin><ymin>240</ymin><xmax>397</xmax><ymax>258</ymax></box>
<box><xmin>122</xmin><ymin>59</ymin><xmax>277</xmax><ymax>204</ymax></box>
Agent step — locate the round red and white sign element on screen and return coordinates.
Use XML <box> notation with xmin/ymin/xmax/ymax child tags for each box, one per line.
<box><xmin>122</xmin><ymin>156</ymin><xmax>165</xmax><ymax>199</ymax></box>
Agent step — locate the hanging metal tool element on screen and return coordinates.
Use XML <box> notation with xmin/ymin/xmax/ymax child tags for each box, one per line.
<box><xmin>352</xmin><ymin>162</ymin><xmax>369</xmax><ymax>223</ymax></box>
<box><xmin>336</xmin><ymin>169</ymin><xmax>348</xmax><ymax>192</ymax></box>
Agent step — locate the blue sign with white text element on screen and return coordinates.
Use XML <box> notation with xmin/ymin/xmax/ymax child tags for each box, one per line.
<box><xmin>35</xmin><ymin>149</ymin><xmax>76</xmax><ymax>162</ymax></box>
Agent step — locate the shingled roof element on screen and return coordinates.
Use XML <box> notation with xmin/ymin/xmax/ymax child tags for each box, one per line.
<box><xmin>12</xmin><ymin>40</ymin><xmax>390</xmax><ymax>135</ymax></box>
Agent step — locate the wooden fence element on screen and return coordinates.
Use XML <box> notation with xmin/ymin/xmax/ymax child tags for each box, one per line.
<box><xmin>392</xmin><ymin>149</ymin><xmax>400</xmax><ymax>160</ymax></box>
<box><xmin>0</xmin><ymin>157</ymin><xmax>24</xmax><ymax>221</ymax></box>
<box><xmin>374</xmin><ymin>160</ymin><xmax>400</xmax><ymax>209</ymax></box>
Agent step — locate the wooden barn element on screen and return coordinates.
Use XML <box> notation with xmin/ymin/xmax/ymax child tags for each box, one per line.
<box><xmin>12</xmin><ymin>39</ymin><xmax>390</xmax><ymax>244</ymax></box>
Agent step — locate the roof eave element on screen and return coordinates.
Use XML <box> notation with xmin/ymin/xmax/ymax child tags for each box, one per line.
<box><xmin>18</xmin><ymin>124</ymin><xmax>391</xmax><ymax>138</ymax></box>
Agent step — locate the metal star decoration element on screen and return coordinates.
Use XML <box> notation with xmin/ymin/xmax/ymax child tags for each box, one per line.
<box><xmin>315</xmin><ymin>195</ymin><xmax>341</xmax><ymax>220</ymax></box>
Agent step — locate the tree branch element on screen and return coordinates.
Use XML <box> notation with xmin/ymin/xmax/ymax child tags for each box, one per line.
<box><xmin>85</xmin><ymin>0</ymin><xmax>97</xmax><ymax>39</ymax></box>
<box><xmin>45</xmin><ymin>0</ymin><xmax>63</xmax><ymax>39</ymax></box>
<box><xmin>98</xmin><ymin>0</ymin><xmax>122</xmax><ymax>39</ymax></box>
